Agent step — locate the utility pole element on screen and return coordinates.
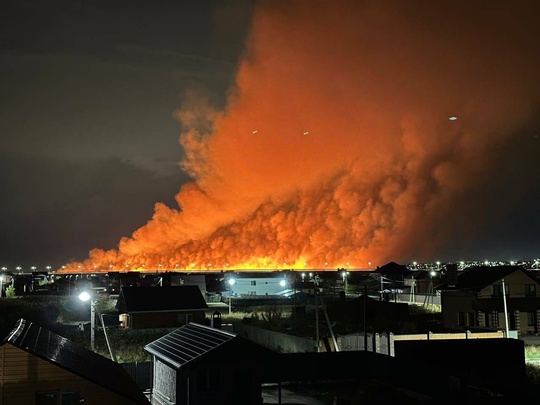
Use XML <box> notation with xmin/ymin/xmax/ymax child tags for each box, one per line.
<box><xmin>364</xmin><ymin>284</ymin><xmax>368</xmax><ymax>351</ymax></box>
<box><xmin>315</xmin><ymin>275</ymin><xmax>320</xmax><ymax>352</ymax></box>
<box><xmin>502</xmin><ymin>279</ymin><xmax>510</xmax><ymax>337</ymax></box>
<box><xmin>93</xmin><ymin>300</ymin><xmax>117</xmax><ymax>362</ymax></box>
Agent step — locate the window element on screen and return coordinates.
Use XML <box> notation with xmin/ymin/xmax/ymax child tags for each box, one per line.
<box><xmin>36</xmin><ymin>391</ymin><xmax>81</xmax><ymax>405</ymax></box>
<box><xmin>528</xmin><ymin>312</ymin><xmax>537</xmax><ymax>327</ymax></box>
<box><xmin>525</xmin><ymin>284</ymin><xmax>536</xmax><ymax>297</ymax></box>
<box><xmin>485</xmin><ymin>311</ymin><xmax>492</xmax><ymax>327</ymax></box>
<box><xmin>176</xmin><ymin>313</ymin><xmax>192</xmax><ymax>326</ymax></box>
<box><xmin>492</xmin><ymin>284</ymin><xmax>509</xmax><ymax>297</ymax></box>
<box><xmin>457</xmin><ymin>312</ymin><xmax>465</xmax><ymax>326</ymax></box>
<box><xmin>36</xmin><ymin>392</ymin><xmax>58</xmax><ymax>405</ymax></box>
<box><xmin>250</xmin><ymin>280</ymin><xmax>256</xmax><ymax>286</ymax></box>
<box><xmin>467</xmin><ymin>312</ymin><xmax>475</xmax><ymax>327</ymax></box>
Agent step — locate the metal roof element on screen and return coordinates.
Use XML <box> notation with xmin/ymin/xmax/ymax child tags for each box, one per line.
<box><xmin>144</xmin><ymin>322</ymin><xmax>235</xmax><ymax>369</ymax></box>
<box><xmin>3</xmin><ymin>318</ymin><xmax>149</xmax><ymax>404</ymax></box>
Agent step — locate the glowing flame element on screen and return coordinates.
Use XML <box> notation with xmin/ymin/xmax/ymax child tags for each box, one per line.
<box><xmin>60</xmin><ymin>1</ymin><xmax>539</xmax><ymax>273</ymax></box>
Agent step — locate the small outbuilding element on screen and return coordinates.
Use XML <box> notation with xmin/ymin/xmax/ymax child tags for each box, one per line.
<box><xmin>144</xmin><ymin>322</ymin><xmax>275</xmax><ymax>405</ymax></box>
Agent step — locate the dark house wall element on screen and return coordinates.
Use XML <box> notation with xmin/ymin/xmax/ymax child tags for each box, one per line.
<box><xmin>326</xmin><ymin>297</ymin><xmax>409</xmax><ymax>331</ymax></box>
<box><xmin>394</xmin><ymin>338</ymin><xmax>527</xmax><ymax>398</ymax></box>
<box><xmin>130</xmin><ymin>311</ymin><xmax>206</xmax><ymax>329</ymax></box>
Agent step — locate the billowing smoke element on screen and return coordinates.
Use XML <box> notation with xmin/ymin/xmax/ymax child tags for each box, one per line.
<box><xmin>63</xmin><ymin>0</ymin><xmax>540</xmax><ymax>272</ymax></box>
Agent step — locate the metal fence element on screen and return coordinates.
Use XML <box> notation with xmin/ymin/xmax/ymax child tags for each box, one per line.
<box><xmin>122</xmin><ymin>361</ymin><xmax>153</xmax><ymax>392</ymax></box>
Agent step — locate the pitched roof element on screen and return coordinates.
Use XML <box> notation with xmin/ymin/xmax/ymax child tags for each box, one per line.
<box><xmin>373</xmin><ymin>262</ymin><xmax>412</xmax><ymax>279</ymax></box>
<box><xmin>3</xmin><ymin>319</ymin><xmax>149</xmax><ymax>404</ymax></box>
<box><xmin>437</xmin><ymin>265</ymin><xmax>536</xmax><ymax>291</ymax></box>
<box><xmin>117</xmin><ymin>285</ymin><xmax>208</xmax><ymax>313</ymax></box>
<box><xmin>144</xmin><ymin>322</ymin><xmax>275</xmax><ymax>370</ymax></box>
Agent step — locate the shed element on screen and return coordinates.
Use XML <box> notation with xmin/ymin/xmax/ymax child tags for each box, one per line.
<box><xmin>144</xmin><ymin>322</ymin><xmax>275</xmax><ymax>405</ymax></box>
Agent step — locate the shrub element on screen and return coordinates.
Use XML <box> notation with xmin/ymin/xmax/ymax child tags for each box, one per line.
<box><xmin>5</xmin><ymin>285</ymin><xmax>16</xmax><ymax>298</ymax></box>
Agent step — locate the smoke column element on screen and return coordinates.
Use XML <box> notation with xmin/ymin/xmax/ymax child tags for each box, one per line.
<box><xmin>64</xmin><ymin>0</ymin><xmax>540</xmax><ymax>272</ymax></box>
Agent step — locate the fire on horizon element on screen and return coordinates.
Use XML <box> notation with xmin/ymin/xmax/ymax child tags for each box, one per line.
<box><xmin>60</xmin><ymin>1</ymin><xmax>540</xmax><ymax>274</ymax></box>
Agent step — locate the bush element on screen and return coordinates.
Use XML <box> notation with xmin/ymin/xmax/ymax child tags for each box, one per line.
<box><xmin>5</xmin><ymin>285</ymin><xmax>16</xmax><ymax>298</ymax></box>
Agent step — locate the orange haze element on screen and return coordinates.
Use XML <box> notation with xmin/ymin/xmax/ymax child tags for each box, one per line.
<box><xmin>61</xmin><ymin>0</ymin><xmax>540</xmax><ymax>273</ymax></box>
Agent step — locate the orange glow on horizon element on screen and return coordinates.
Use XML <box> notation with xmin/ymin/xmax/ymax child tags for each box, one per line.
<box><xmin>59</xmin><ymin>1</ymin><xmax>539</xmax><ymax>275</ymax></box>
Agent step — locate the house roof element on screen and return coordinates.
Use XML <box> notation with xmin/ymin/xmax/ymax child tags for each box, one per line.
<box><xmin>372</xmin><ymin>262</ymin><xmax>412</xmax><ymax>279</ymax></box>
<box><xmin>2</xmin><ymin>318</ymin><xmax>149</xmax><ymax>404</ymax></box>
<box><xmin>144</xmin><ymin>322</ymin><xmax>275</xmax><ymax>370</ymax></box>
<box><xmin>437</xmin><ymin>265</ymin><xmax>536</xmax><ymax>291</ymax></box>
<box><xmin>117</xmin><ymin>285</ymin><xmax>208</xmax><ymax>313</ymax></box>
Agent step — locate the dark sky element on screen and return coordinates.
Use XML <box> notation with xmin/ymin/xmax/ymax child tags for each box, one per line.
<box><xmin>2</xmin><ymin>0</ymin><xmax>540</xmax><ymax>272</ymax></box>
<box><xmin>0</xmin><ymin>0</ymin><xmax>254</xmax><ymax>269</ymax></box>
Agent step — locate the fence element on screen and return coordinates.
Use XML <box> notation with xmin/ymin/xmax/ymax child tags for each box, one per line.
<box><xmin>122</xmin><ymin>361</ymin><xmax>153</xmax><ymax>392</ymax></box>
<box><xmin>339</xmin><ymin>330</ymin><xmax>506</xmax><ymax>356</ymax></box>
<box><xmin>236</xmin><ymin>323</ymin><xmax>507</xmax><ymax>355</ymax></box>
<box><xmin>235</xmin><ymin>323</ymin><xmax>316</xmax><ymax>353</ymax></box>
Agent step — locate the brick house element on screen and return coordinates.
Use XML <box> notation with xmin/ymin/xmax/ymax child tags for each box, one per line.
<box><xmin>438</xmin><ymin>265</ymin><xmax>540</xmax><ymax>334</ymax></box>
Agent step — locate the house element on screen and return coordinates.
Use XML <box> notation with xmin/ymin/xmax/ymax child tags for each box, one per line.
<box><xmin>438</xmin><ymin>264</ymin><xmax>540</xmax><ymax>334</ymax></box>
<box><xmin>0</xmin><ymin>318</ymin><xmax>149</xmax><ymax>404</ymax></box>
<box><xmin>224</xmin><ymin>273</ymin><xmax>291</xmax><ymax>297</ymax></box>
<box><xmin>144</xmin><ymin>322</ymin><xmax>276</xmax><ymax>405</ymax></box>
<box><xmin>117</xmin><ymin>286</ymin><xmax>208</xmax><ymax>329</ymax></box>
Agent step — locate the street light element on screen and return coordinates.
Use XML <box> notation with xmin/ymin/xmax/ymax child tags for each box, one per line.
<box><xmin>78</xmin><ymin>291</ymin><xmax>95</xmax><ymax>351</ymax></box>
<box><xmin>341</xmin><ymin>270</ymin><xmax>348</xmax><ymax>291</ymax></box>
<box><xmin>78</xmin><ymin>291</ymin><xmax>117</xmax><ymax>361</ymax></box>
<box><xmin>228</xmin><ymin>278</ymin><xmax>235</xmax><ymax>315</ymax></box>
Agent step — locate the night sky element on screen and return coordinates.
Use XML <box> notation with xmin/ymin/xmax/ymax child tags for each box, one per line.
<box><xmin>1</xmin><ymin>0</ymin><xmax>539</xmax><ymax>272</ymax></box>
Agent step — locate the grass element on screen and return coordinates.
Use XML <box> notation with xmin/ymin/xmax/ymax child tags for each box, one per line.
<box><xmin>525</xmin><ymin>345</ymin><xmax>540</xmax><ymax>362</ymax></box>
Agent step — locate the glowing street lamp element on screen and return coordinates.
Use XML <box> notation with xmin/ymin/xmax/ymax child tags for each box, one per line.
<box><xmin>78</xmin><ymin>291</ymin><xmax>116</xmax><ymax>361</ymax></box>
<box><xmin>228</xmin><ymin>278</ymin><xmax>235</xmax><ymax>315</ymax></box>
<box><xmin>78</xmin><ymin>291</ymin><xmax>95</xmax><ymax>351</ymax></box>
<box><xmin>341</xmin><ymin>270</ymin><xmax>348</xmax><ymax>291</ymax></box>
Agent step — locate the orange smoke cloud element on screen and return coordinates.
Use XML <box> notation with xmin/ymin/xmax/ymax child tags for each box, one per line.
<box><xmin>63</xmin><ymin>0</ymin><xmax>540</xmax><ymax>272</ymax></box>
